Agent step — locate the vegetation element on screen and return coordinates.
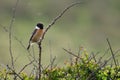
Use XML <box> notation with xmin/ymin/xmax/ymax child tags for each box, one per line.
<box><xmin>0</xmin><ymin>47</ymin><xmax>120</xmax><ymax>80</ymax></box>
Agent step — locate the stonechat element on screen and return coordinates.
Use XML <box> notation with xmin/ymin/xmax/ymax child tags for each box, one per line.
<box><xmin>27</xmin><ymin>23</ymin><xmax>44</xmax><ymax>50</ymax></box>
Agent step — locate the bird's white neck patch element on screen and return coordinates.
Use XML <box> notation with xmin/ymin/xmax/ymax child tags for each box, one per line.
<box><xmin>35</xmin><ymin>26</ymin><xmax>40</xmax><ymax>29</ymax></box>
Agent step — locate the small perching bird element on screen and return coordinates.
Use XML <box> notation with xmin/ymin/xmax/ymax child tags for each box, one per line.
<box><xmin>27</xmin><ymin>23</ymin><xmax>44</xmax><ymax>50</ymax></box>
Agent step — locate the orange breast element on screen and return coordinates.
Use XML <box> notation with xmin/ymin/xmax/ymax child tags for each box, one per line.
<box><xmin>32</xmin><ymin>29</ymin><xmax>43</xmax><ymax>42</ymax></box>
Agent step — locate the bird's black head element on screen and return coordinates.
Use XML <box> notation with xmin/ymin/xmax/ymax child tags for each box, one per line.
<box><xmin>37</xmin><ymin>23</ymin><xmax>44</xmax><ymax>29</ymax></box>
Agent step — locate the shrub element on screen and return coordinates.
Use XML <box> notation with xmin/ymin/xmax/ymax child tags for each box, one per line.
<box><xmin>0</xmin><ymin>49</ymin><xmax>120</xmax><ymax>80</ymax></box>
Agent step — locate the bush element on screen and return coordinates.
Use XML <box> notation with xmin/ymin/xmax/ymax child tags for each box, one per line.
<box><xmin>0</xmin><ymin>50</ymin><xmax>120</xmax><ymax>80</ymax></box>
<box><xmin>42</xmin><ymin>54</ymin><xmax>120</xmax><ymax>80</ymax></box>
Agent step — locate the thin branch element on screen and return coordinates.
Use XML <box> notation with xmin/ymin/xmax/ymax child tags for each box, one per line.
<box><xmin>18</xmin><ymin>60</ymin><xmax>35</xmax><ymax>74</ymax></box>
<box><xmin>39</xmin><ymin>2</ymin><xmax>82</xmax><ymax>44</ymax></box>
<box><xmin>63</xmin><ymin>48</ymin><xmax>82</xmax><ymax>59</ymax></box>
<box><xmin>50</xmin><ymin>57</ymin><xmax>56</xmax><ymax>70</ymax></box>
<box><xmin>37</xmin><ymin>2</ymin><xmax>82</xmax><ymax>79</ymax></box>
<box><xmin>106</xmin><ymin>52</ymin><xmax>120</xmax><ymax>65</ymax></box>
<box><xmin>106</xmin><ymin>38</ymin><xmax>117</xmax><ymax>66</ymax></box>
<box><xmin>91</xmin><ymin>52</ymin><xmax>97</xmax><ymax>62</ymax></box>
<box><xmin>97</xmin><ymin>48</ymin><xmax>109</xmax><ymax>64</ymax></box>
<box><xmin>38</xmin><ymin>43</ymin><xmax>42</xmax><ymax>80</ymax></box>
<box><xmin>0</xmin><ymin>25</ymin><xmax>36</xmax><ymax>66</ymax></box>
<box><xmin>7</xmin><ymin>65</ymin><xmax>23</xmax><ymax>80</ymax></box>
<box><xmin>48</xmin><ymin>40</ymin><xmax>56</xmax><ymax>70</ymax></box>
<box><xmin>0</xmin><ymin>24</ymin><xmax>27</xmax><ymax>50</ymax></box>
<box><xmin>9</xmin><ymin>0</ymin><xmax>19</xmax><ymax>69</ymax></box>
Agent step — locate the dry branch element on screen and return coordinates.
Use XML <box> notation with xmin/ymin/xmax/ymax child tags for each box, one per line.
<box><xmin>7</xmin><ymin>65</ymin><xmax>23</xmax><ymax>80</ymax></box>
<box><xmin>37</xmin><ymin>2</ymin><xmax>82</xmax><ymax>79</ymax></box>
<box><xmin>9</xmin><ymin>0</ymin><xmax>19</xmax><ymax>70</ymax></box>
<box><xmin>63</xmin><ymin>48</ymin><xmax>82</xmax><ymax>59</ymax></box>
<box><xmin>38</xmin><ymin>43</ymin><xmax>42</xmax><ymax>79</ymax></box>
<box><xmin>106</xmin><ymin>38</ymin><xmax>117</xmax><ymax>66</ymax></box>
<box><xmin>0</xmin><ymin>24</ymin><xmax>37</xmax><ymax>66</ymax></box>
<box><xmin>18</xmin><ymin>60</ymin><xmax>35</xmax><ymax>74</ymax></box>
<box><xmin>0</xmin><ymin>25</ymin><xmax>27</xmax><ymax>50</ymax></box>
<box><xmin>39</xmin><ymin>2</ymin><xmax>82</xmax><ymax>44</ymax></box>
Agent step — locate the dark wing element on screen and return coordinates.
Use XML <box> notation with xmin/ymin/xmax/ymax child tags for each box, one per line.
<box><xmin>29</xmin><ymin>29</ymin><xmax>37</xmax><ymax>42</ymax></box>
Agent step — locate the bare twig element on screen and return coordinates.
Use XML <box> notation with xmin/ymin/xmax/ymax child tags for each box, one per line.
<box><xmin>63</xmin><ymin>48</ymin><xmax>82</xmax><ymax>59</ymax></box>
<box><xmin>9</xmin><ymin>0</ymin><xmax>19</xmax><ymax>69</ymax></box>
<box><xmin>38</xmin><ymin>43</ymin><xmax>42</xmax><ymax>80</ymax></box>
<box><xmin>37</xmin><ymin>2</ymin><xmax>82</xmax><ymax>79</ymax></box>
<box><xmin>18</xmin><ymin>60</ymin><xmax>35</xmax><ymax>74</ymax></box>
<box><xmin>31</xmin><ymin>46</ymin><xmax>38</xmax><ymax>63</ymax></box>
<box><xmin>50</xmin><ymin>57</ymin><xmax>56</xmax><ymax>70</ymax></box>
<box><xmin>7</xmin><ymin>65</ymin><xmax>23</xmax><ymax>80</ymax></box>
<box><xmin>106</xmin><ymin>52</ymin><xmax>120</xmax><ymax>65</ymax></box>
<box><xmin>0</xmin><ymin>24</ymin><xmax>27</xmax><ymax>50</ymax></box>
<box><xmin>106</xmin><ymin>38</ymin><xmax>117</xmax><ymax>66</ymax></box>
<box><xmin>39</xmin><ymin>2</ymin><xmax>82</xmax><ymax>44</ymax></box>
<box><xmin>114</xmin><ymin>49</ymin><xmax>120</xmax><ymax>55</ymax></box>
<box><xmin>42</xmin><ymin>56</ymin><xmax>57</xmax><ymax>73</ymax></box>
<box><xmin>48</xmin><ymin>41</ymin><xmax>57</xmax><ymax>70</ymax></box>
<box><xmin>0</xmin><ymin>25</ymin><xmax>37</xmax><ymax>66</ymax></box>
<box><xmin>91</xmin><ymin>52</ymin><xmax>97</xmax><ymax>62</ymax></box>
<box><xmin>97</xmin><ymin>48</ymin><xmax>109</xmax><ymax>64</ymax></box>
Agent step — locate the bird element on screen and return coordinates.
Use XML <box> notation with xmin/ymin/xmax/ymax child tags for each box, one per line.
<box><xmin>27</xmin><ymin>23</ymin><xmax>44</xmax><ymax>50</ymax></box>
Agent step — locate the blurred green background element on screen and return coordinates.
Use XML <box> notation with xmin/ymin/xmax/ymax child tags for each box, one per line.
<box><xmin>0</xmin><ymin>0</ymin><xmax>120</xmax><ymax>73</ymax></box>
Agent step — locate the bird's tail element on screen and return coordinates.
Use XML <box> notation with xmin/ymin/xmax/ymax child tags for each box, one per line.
<box><xmin>27</xmin><ymin>44</ymin><xmax>30</xmax><ymax>50</ymax></box>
